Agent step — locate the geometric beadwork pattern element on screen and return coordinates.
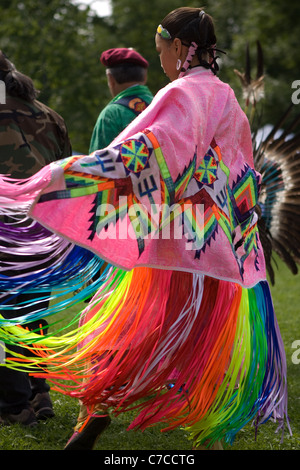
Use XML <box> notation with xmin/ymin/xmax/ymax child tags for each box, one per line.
<box><xmin>231</xmin><ymin>164</ymin><xmax>259</xmax><ymax>225</ymax></box>
<box><xmin>120</xmin><ymin>139</ymin><xmax>150</xmax><ymax>173</ymax></box>
<box><xmin>41</xmin><ymin>132</ymin><xmax>261</xmax><ymax>281</ymax></box>
<box><xmin>194</xmin><ymin>149</ymin><xmax>218</xmax><ymax>186</ymax></box>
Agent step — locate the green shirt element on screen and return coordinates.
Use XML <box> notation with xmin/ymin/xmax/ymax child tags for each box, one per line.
<box><xmin>89</xmin><ymin>84</ymin><xmax>153</xmax><ymax>153</ymax></box>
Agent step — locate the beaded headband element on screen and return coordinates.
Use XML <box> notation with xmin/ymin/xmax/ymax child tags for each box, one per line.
<box><xmin>156</xmin><ymin>24</ymin><xmax>172</xmax><ymax>40</ymax></box>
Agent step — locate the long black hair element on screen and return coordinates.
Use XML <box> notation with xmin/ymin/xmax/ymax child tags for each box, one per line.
<box><xmin>0</xmin><ymin>51</ymin><xmax>39</xmax><ymax>102</ymax></box>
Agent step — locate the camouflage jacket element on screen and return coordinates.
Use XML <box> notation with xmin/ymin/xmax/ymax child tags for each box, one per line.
<box><xmin>0</xmin><ymin>96</ymin><xmax>72</xmax><ymax>266</ymax></box>
<box><xmin>0</xmin><ymin>95</ymin><xmax>71</xmax><ymax>178</ymax></box>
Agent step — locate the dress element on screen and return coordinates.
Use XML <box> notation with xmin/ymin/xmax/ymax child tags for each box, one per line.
<box><xmin>0</xmin><ymin>68</ymin><xmax>289</xmax><ymax>446</ymax></box>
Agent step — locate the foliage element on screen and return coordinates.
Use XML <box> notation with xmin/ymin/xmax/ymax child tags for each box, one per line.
<box><xmin>217</xmin><ymin>0</ymin><xmax>300</xmax><ymax>126</ymax></box>
<box><xmin>0</xmin><ymin>0</ymin><xmax>111</xmax><ymax>152</ymax></box>
<box><xmin>1</xmin><ymin>0</ymin><xmax>299</xmax><ymax>151</ymax></box>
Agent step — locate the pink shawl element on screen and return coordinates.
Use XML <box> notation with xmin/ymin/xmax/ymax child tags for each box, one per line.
<box><xmin>27</xmin><ymin>68</ymin><xmax>265</xmax><ymax>287</ymax></box>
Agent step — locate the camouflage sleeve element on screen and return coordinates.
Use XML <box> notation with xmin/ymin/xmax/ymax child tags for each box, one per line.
<box><xmin>0</xmin><ymin>97</ymin><xmax>72</xmax><ymax>179</ymax></box>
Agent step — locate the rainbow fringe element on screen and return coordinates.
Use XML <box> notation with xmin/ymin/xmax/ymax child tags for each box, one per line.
<box><xmin>0</xmin><ymin>266</ymin><xmax>290</xmax><ymax>447</ymax></box>
<box><xmin>0</xmin><ymin>214</ymin><xmax>110</xmax><ymax>328</ymax></box>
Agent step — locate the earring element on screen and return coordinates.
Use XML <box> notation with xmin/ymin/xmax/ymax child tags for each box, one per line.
<box><xmin>176</xmin><ymin>59</ymin><xmax>182</xmax><ymax>70</ymax></box>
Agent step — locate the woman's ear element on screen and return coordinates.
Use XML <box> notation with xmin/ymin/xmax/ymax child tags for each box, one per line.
<box><xmin>173</xmin><ymin>38</ymin><xmax>183</xmax><ymax>58</ymax></box>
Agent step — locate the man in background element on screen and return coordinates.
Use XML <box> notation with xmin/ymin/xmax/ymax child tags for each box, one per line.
<box><xmin>89</xmin><ymin>47</ymin><xmax>153</xmax><ymax>152</ymax></box>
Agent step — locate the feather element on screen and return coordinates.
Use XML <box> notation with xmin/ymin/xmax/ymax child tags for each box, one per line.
<box><xmin>237</xmin><ymin>43</ymin><xmax>300</xmax><ymax>283</ymax></box>
<box><xmin>256</xmin><ymin>116</ymin><xmax>300</xmax><ymax>281</ymax></box>
<box><xmin>234</xmin><ymin>41</ymin><xmax>265</xmax><ymax>109</ymax></box>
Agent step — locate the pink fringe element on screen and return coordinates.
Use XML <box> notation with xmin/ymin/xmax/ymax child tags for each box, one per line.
<box><xmin>0</xmin><ymin>166</ymin><xmax>52</xmax><ymax>206</ymax></box>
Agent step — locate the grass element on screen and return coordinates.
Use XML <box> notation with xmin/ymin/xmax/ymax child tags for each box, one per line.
<box><xmin>0</xmin><ymin>256</ymin><xmax>299</xmax><ymax>451</ymax></box>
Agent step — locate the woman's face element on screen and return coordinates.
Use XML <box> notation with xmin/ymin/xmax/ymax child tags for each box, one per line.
<box><xmin>155</xmin><ymin>34</ymin><xmax>180</xmax><ymax>82</ymax></box>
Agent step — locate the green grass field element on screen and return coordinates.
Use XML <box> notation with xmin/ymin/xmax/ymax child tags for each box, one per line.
<box><xmin>0</xmin><ymin>257</ymin><xmax>299</xmax><ymax>451</ymax></box>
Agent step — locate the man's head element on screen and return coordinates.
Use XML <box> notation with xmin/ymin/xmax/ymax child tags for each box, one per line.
<box><xmin>0</xmin><ymin>50</ymin><xmax>38</xmax><ymax>102</ymax></box>
<box><xmin>100</xmin><ymin>48</ymin><xmax>149</xmax><ymax>97</ymax></box>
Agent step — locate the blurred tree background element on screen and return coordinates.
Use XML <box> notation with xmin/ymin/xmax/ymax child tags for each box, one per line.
<box><xmin>0</xmin><ymin>0</ymin><xmax>299</xmax><ymax>152</ymax></box>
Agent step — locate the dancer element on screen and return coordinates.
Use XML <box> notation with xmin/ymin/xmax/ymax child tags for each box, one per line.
<box><xmin>0</xmin><ymin>8</ymin><xmax>290</xmax><ymax>450</ymax></box>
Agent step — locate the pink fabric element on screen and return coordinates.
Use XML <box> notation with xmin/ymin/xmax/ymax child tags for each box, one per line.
<box><xmin>28</xmin><ymin>68</ymin><xmax>266</xmax><ymax>287</ymax></box>
<box><xmin>114</xmin><ymin>68</ymin><xmax>255</xmax><ymax>179</ymax></box>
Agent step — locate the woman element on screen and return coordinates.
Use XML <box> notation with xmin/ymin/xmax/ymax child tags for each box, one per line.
<box><xmin>0</xmin><ymin>8</ymin><xmax>289</xmax><ymax>450</ymax></box>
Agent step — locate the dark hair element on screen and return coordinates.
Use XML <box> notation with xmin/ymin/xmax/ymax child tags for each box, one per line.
<box><xmin>0</xmin><ymin>50</ymin><xmax>39</xmax><ymax>102</ymax></box>
<box><xmin>161</xmin><ymin>7</ymin><xmax>221</xmax><ymax>74</ymax></box>
<box><xmin>107</xmin><ymin>64</ymin><xmax>147</xmax><ymax>85</ymax></box>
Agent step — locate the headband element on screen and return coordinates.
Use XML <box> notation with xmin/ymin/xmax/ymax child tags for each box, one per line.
<box><xmin>156</xmin><ymin>24</ymin><xmax>171</xmax><ymax>40</ymax></box>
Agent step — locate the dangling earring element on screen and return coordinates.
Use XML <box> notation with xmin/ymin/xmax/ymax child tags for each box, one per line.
<box><xmin>176</xmin><ymin>59</ymin><xmax>182</xmax><ymax>71</ymax></box>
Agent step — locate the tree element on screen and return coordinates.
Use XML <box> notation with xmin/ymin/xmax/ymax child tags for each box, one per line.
<box><xmin>212</xmin><ymin>0</ymin><xmax>300</xmax><ymax>126</ymax></box>
<box><xmin>0</xmin><ymin>0</ymin><xmax>112</xmax><ymax>151</ymax></box>
<box><xmin>1</xmin><ymin>0</ymin><xmax>299</xmax><ymax>150</ymax></box>
<box><xmin>110</xmin><ymin>0</ymin><xmax>300</xmax><ymax>128</ymax></box>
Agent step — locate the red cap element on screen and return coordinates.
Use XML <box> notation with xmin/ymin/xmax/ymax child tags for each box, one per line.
<box><xmin>100</xmin><ymin>48</ymin><xmax>149</xmax><ymax>68</ymax></box>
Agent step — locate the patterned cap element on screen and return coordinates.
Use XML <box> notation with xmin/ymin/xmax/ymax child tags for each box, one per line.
<box><xmin>100</xmin><ymin>48</ymin><xmax>149</xmax><ymax>68</ymax></box>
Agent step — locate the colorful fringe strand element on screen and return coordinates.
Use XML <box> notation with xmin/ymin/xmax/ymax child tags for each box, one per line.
<box><xmin>0</xmin><ymin>213</ymin><xmax>110</xmax><ymax>328</ymax></box>
<box><xmin>0</xmin><ymin>265</ymin><xmax>290</xmax><ymax>447</ymax></box>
